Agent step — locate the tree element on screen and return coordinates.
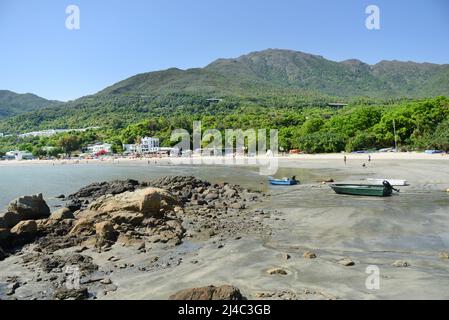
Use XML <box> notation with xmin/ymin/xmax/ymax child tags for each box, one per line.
<box><xmin>58</xmin><ymin>135</ymin><xmax>81</xmax><ymax>155</ymax></box>
<box><xmin>431</xmin><ymin>119</ymin><xmax>449</xmax><ymax>151</ymax></box>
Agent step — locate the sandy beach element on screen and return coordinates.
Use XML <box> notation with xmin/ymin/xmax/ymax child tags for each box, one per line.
<box><xmin>1</xmin><ymin>154</ymin><xmax>449</xmax><ymax>300</ymax></box>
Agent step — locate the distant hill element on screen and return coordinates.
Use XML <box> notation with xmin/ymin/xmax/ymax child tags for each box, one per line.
<box><xmin>98</xmin><ymin>49</ymin><xmax>449</xmax><ymax>98</ymax></box>
<box><xmin>1</xmin><ymin>49</ymin><xmax>448</xmax><ymax>133</ymax></box>
<box><xmin>0</xmin><ymin>90</ymin><xmax>60</xmax><ymax>119</ymax></box>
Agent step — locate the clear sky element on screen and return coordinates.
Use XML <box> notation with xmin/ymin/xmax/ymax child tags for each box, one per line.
<box><xmin>1</xmin><ymin>0</ymin><xmax>448</xmax><ymax>101</ymax></box>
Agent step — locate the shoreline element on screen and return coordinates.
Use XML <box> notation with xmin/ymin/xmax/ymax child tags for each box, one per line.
<box><xmin>1</xmin><ymin>152</ymin><xmax>448</xmax><ymax>167</ymax></box>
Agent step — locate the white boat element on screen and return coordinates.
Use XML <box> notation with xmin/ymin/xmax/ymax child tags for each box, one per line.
<box><xmin>367</xmin><ymin>178</ymin><xmax>407</xmax><ymax>186</ymax></box>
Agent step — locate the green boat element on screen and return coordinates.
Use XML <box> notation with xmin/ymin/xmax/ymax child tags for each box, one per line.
<box><xmin>329</xmin><ymin>181</ymin><xmax>398</xmax><ymax>197</ymax></box>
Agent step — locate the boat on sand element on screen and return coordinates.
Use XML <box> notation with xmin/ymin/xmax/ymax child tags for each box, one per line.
<box><xmin>330</xmin><ymin>181</ymin><xmax>399</xmax><ymax>197</ymax></box>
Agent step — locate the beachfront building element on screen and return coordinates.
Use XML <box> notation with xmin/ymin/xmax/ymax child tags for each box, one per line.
<box><xmin>141</xmin><ymin>137</ymin><xmax>159</xmax><ymax>153</ymax></box>
<box><xmin>86</xmin><ymin>142</ymin><xmax>112</xmax><ymax>155</ymax></box>
<box><xmin>123</xmin><ymin>137</ymin><xmax>159</xmax><ymax>155</ymax></box>
<box><xmin>123</xmin><ymin>143</ymin><xmax>141</xmax><ymax>154</ymax></box>
<box><xmin>5</xmin><ymin>150</ymin><xmax>34</xmax><ymax>160</ymax></box>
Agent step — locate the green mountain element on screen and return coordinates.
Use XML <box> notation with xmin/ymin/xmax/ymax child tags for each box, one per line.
<box><xmin>0</xmin><ymin>90</ymin><xmax>60</xmax><ymax>119</ymax></box>
<box><xmin>98</xmin><ymin>49</ymin><xmax>449</xmax><ymax>98</ymax></box>
<box><xmin>1</xmin><ymin>49</ymin><xmax>448</xmax><ymax>133</ymax></box>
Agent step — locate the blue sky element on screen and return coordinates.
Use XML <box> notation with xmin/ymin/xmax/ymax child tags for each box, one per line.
<box><xmin>1</xmin><ymin>0</ymin><xmax>448</xmax><ymax>101</ymax></box>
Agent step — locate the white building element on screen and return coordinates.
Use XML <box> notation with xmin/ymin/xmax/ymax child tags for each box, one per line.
<box><xmin>5</xmin><ymin>150</ymin><xmax>34</xmax><ymax>160</ymax></box>
<box><xmin>123</xmin><ymin>137</ymin><xmax>159</xmax><ymax>155</ymax></box>
<box><xmin>86</xmin><ymin>143</ymin><xmax>112</xmax><ymax>155</ymax></box>
<box><xmin>141</xmin><ymin>137</ymin><xmax>159</xmax><ymax>153</ymax></box>
<box><xmin>123</xmin><ymin>143</ymin><xmax>141</xmax><ymax>154</ymax></box>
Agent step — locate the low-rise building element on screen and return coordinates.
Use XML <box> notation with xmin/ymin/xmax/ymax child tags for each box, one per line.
<box><xmin>5</xmin><ymin>150</ymin><xmax>34</xmax><ymax>160</ymax></box>
<box><xmin>123</xmin><ymin>137</ymin><xmax>159</xmax><ymax>155</ymax></box>
<box><xmin>86</xmin><ymin>143</ymin><xmax>112</xmax><ymax>155</ymax></box>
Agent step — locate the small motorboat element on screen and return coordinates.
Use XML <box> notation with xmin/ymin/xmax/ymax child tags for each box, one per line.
<box><xmin>330</xmin><ymin>181</ymin><xmax>399</xmax><ymax>197</ymax></box>
<box><xmin>269</xmin><ymin>176</ymin><xmax>299</xmax><ymax>185</ymax></box>
<box><xmin>367</xmin><ymin>178</ymin><xmax>407</xmax><ymax>186</ymax></box>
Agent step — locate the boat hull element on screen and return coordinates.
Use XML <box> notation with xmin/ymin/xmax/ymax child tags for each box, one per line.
<box><xmin>330</xmin><ymin>184</ymin><xmax>392</xmax><ymax>197</ymax></box>
<box><xmin>269</xmin><ymin>179</ymin><xmax>298</xmax><ymax>185</ymax></box>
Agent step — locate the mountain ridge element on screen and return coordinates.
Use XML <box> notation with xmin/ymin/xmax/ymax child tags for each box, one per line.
<box><xmin>1</xmin><ymin>48</ymin><xmax>449</xmax><ymax>133</ymax></box>
<box><xmin>0</xmin><ymin>90</ymin><xmax>61</xmax><ymax>119</ymax></box>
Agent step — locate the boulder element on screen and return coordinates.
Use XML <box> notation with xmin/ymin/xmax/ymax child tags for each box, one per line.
<box><xmin>303</xmin><ymin>251</ymin><xmax>317</xmax><ymax>259</ymax></box>
<box><xmin>66</xmin><ymin>199</ymin><xmax>82</xmax><ymax>212</ymax></box>
<box><xmin>267</xmin><ymin>267</ymin><xmax>288</xmax><ymax>275</ymax></box>
<box><xmin>50</xmin><ymin>208</ymin><xmax>74</xmax><ymax>220</ymax></box>
<box><xmin>338</xmin><ymin>258</ymin><xmax>355</xmax><ymax>266</ymax></box>
<box><xmin>69</xmin><ymin>218</ymin><xmax>95</xmax><ymax>237</ymax></box>
<box><xmin>230</xmin><ymin>202</ymin><xmax>245</xmax><ymax>209</ymax></box>
<box><xmin>10</xmin><ymin>220</ymin><xmax>38</xmax><ymax>239</ymax></box>
<box><xmin>53</xmin><ymin>287</ymin><xmax>89</xmax><ymax>300</ymax></box>
<box><xmin>224</xmin><ymin>189</ymin><xmax>237</xmax><ymax>198</ymax></box>
<box><xmin>392</xmin><ymin>260</ymin><xmax>410</xmax><ymax>268</ymax></box>
<box><xmin>0</xmin><ymin>210</ymin><xmax>24</xmax><ymax>228</ymax></box>
<box><xmin>88</xmin><ymin>187</ymin><xmax>179</xmax><ymax>218</ymax></box>
<box><xmin>95</xmin><ymin>221</ymin><xmax>116</xmax><ymax>240</ymax></box>
<box><xmin>169</xmin><ymin>285</ymin><xmax>244</xmax><ymax>300</ymax></box>
<box><xmin>205</xmin><ymin>193</ymin><xmax>219</xmax><ymax>201</ymax></box>
<box><xmin>7</xmin><ymin>194</ymin><xmax>50</xmax><ymax>220</ymax></box>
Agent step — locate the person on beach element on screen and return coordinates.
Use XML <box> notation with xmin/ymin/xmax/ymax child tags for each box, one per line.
<box><xmin>344</xmin><ymin>155</ymin><xmax>347</xmax><ymax>165</ymax></box>
<box><xmin>368</xmin><ymin>155</ymin><xmax>371</xmax><ymax>162</ymax></box>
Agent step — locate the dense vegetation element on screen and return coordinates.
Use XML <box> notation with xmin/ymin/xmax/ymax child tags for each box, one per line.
<box><xmin>1</xmin><ymin>96</ymin><xmax>448</xmax><ymax>157</ymax></box>
<box><xmin>0</xmin><ymin>90</ymin><xmax>60</xmax><ymax>119</ymax></box>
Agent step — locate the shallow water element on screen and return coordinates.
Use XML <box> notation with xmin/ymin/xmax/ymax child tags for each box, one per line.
<box><xmin>0</xmin><ymin>163</ymin><xmax>266</xmax><ymax>209</ymax></box>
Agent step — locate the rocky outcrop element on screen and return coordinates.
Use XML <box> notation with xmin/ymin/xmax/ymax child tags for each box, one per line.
<box><xmin>70</xmin><ymin>187</ymin><xmax>184</xmax><ymax>246</ymax></box>
<box><xmin>0</xmin><ymin>195</ymin><xmax>50</xmax><ymax>249</ymax></box>
<box><xmin>7</xmin><ymin>194</ymin><xmax>50</xmax><ymax>220</ymax></box>
<box><xmin>169</xmin><ymin>285</ymin><xmax>245</xmax><ymax>300</ymax></box>
<box><xmin>0</xmin><ymin>176</ymin><xmax>262</xmax><ymax>299</ymax></box>
<box><xmin>0</xmin><ymin>210</ymin><xmax>24</xmax><ymax>228</ymax></box>
<box><xmin>50</xmin><ymin>208</ymin><xmax>74</xmax><ymax>220</ymax></box>
<box><xmin>68</xmin><ymin>179</ymin><xmax>140</xmax><ymax>204</ymax></box>
<box><xmin>10</xmin><ymin>220</ymin><xmax>37</xmax><ymax>239</ymax></box>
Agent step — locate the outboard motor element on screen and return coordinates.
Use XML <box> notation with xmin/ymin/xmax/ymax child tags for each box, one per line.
<box><xmin>383</xmin><ymin>180</ymin><xmax>400</xmax><ymax>192</ymax></box>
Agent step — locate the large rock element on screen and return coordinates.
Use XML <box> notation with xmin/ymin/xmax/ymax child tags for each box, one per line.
<box><xmin>50</xmin><ymin>208</ymin><xmax>75</xmax><ymax>220</ymax></box>
<box><xmin>86</xmin><ymin>187</ymin><xmax>179</xmax><ymax>218</ymax></box>
<box><xmin>69</xmin><ymin>179</ymin><xmax>139</xmax><ymax>200</ymax></box>
<box><xmin>95</xmin><ymin>221</ymin><xmax>116</xmax><ymax>241</ymax></box>
<box><xmin>69</xmin><ymin>218</ymin><xmax>95</xmax><ymax>237</ymax></box>
<box><xmin>0</xmin><ymin>210</ymin><xmax>24</xmax><ymax>228</ymax></box>
<box><xmin>53</xmin><ymin>287</ymin><xmax>89</xmax><ymax>300</ymax></box>
<box><xmin>10</xmin><ymin>220</ymin><xmax>38</xmax><ymax>240</ymax></box>
<box><xmin>169</xmin><ymin>285</ymin><xmax>244</xmax><ymax>300</ymax></box>
<box><xmin>7</xmin><ymin>194</ymin><xmax>50</xmax><ymax>220</ymax></box>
